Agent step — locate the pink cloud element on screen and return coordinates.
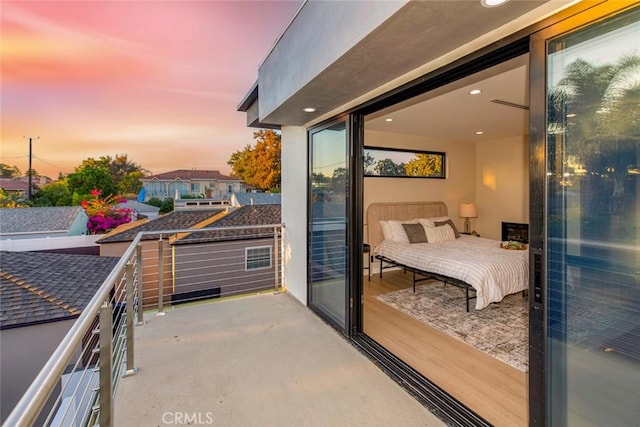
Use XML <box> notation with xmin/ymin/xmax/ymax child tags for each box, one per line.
<box><xmin>1</xmin><ymin>0</ymin><xmax>302</xmax><ymax>178</ymax></box>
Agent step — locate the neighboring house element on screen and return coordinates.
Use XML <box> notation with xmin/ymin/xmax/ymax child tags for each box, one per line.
<box><xmin>0</xmin><ymin>251</ymin><xmax>119</xmax><ymax>422</ymax></box>
<box><xmin>171</xmin><ymin>204</ymin><xmax>281</xmax><ymax>300</ymax></box>
<box><xmin>237</xmin><ymin>2</ymin><xmax>640</xmax><ymax>426</ymax></box>
<box><xmin>140</xmin><ymin>169</ymin><xmax>245</xmax><ymax>201</ymax></box>
<box><xmin>0</xmin><ymin>179</ymin><xmax>29</xmax><ymax>197</ymax></box>
<box><xmin>230</xmin><ymin>192</ymin><xmax>281</xmax><ymax>207</ymax></box>
<box><xmin>117</xmin><ymin>199</ymin><xmax>161</xmax><ymax>220</ymax></box>
<box><xmin>0</xmin><ymin>207</ymin><xmax>89</xmax><ymax>240</ymax></box>
<box><xmin>96</xmin><ymin>209</ymin><xmax>228</xmax><ymax>308</ymax></box>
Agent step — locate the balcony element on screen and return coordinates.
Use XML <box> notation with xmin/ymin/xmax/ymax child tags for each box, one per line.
<box><xmin>4</xmin><ymin>225</ymin><xmax>444</xmax><ymax>427</ymax></box>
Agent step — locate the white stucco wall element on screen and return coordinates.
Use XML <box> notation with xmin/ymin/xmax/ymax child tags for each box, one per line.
<box><xmin>475</xmin><ymin>135</ymin><xmax>530</xmax><ymax>240</ymax></box>
<box><xmin>280</xmin><ymin>125</ymin><xmax>308</xmax><ymax>305</ymax></box>
<box><xmin>1</xmin><ymin>319</ymin><xmax>76</xmax><ymax>422</ymax></box>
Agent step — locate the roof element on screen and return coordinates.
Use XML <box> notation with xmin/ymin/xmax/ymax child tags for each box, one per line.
<box><xmin>232</xmin><ymin>192</ymin><xmax>281</xmax><ymax>206</ymax></box>
<box><xmin>0</xmin><ymin>178</ymin><xmax>29</xmax><ymax>192</ymax></box>
<box><xmin>117</xmin><ymin>200</ymin><xmax>161</xmax><ymax>213</ymax></box>
<box><xmin>96</xmin><ymin>209</ymin><xmax>225</xmax><ymax>244</ymax></box>
<box><xmin>142</xmin><ymin>169</ymin><xmax>239</xmax><ymax>181</ymax></box>
<box><xmin>0</xmin><ymin>206</ymin><xmax>86</xmax><ymax>234</ymax></box>
<box><xmin>0</xmin><ymin>251</ymin><xmax>119</xmax><ymax>329</ymax></box>
<box><xmin>173</xmin><ymin>204</ymin><xmax>281</xmax><ymax>245</ymax></box>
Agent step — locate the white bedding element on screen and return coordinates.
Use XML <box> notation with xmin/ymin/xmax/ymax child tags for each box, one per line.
<box><xmin>376</xmin><ymin>235</ymin><xmax>529</xmax><ymax>310</ymax></box>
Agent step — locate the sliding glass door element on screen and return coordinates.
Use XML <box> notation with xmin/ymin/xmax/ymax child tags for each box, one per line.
<box><xmin>308</xmin><ymin>119</ymin><xmax>350</xmax><ymax>329</ymax></box>
<box><xmin>532</xmin><ymin>3</ymin><xmax>639</xmax><ymax>425</ymax></box>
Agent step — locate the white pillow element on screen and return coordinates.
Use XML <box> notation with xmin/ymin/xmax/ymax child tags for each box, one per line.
<box><xmin>379</xmin><ymin>221</ymin><xmax>392</xmax><ymax>241</ymax></box>
<box><xmin>418</xmin><ymin>218</ymin><xmax>435</xmax><ymax>228</ymax></box>
<box><xmin>387</xmin><ymin>219</ymin><xmax>419</xmax><ymax>243</ymax></box>
<box><xmin>424</xmin><ymin>223</ymin><xmax>456</xmax><ymax>243</ymax></box>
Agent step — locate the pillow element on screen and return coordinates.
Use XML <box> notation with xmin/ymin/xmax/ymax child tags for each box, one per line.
<box><xmin>402</xmin><ymin>223</ymin><xmax>428</xmax><ymax>243</ymax></box>
<box><xmin>380</xmin><ymin>221</ymin><xmax>393</xmax><ymax>241</ymax></box>
<box><xmin>434</xmin><ymin>219</ymin><xmax>461</xmax><ymax>238</ymax></box>
<box><xmin>424</xmin><ymin>223</ymin><xmax>456</xmax><ymax>243</ymax></box>
<box><xmin>387</xmin><ymin>219</ymin><xmax>419</xmax><ymax>243</ymax></box>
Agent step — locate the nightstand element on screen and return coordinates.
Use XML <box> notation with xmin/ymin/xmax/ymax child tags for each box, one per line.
<box><xmin>461</xmin><ymin>232</ymin><xmax>480</xmax><ymax>237</ymax></box>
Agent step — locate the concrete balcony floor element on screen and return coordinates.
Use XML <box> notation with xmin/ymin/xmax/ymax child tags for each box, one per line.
<box><xmin>114</xmin><ymin>292</ymin><xmax>445</xmax><ymax>426</ymax></box>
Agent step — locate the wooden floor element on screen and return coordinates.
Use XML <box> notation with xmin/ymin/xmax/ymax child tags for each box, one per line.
<box><xmin>363</xmin><ymin>270</ymin><xmax>528</xmax><ymax>427</ymax></box>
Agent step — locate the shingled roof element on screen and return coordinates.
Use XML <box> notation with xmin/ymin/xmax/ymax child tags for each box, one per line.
<box><xmin>173</xmin><ymin>204</ymin><xmax>281</xmax><ymax>245</ymax></box>
<box><xmin>96</xmin><ymin>209</ymin><xmax>225</xmax><ymax>244</ymax></box>
<box><xmin>0</xmin><ymin>251</ymin><xmax>119</xmax><ymax>329</ymax></box>
<box><xmin>0</xmin><ymin>206</ymin><xmax>86</xmax><ymax>234</ymax></box>
<box><xmin>143</xmin><ymin>169</ymin><xmax>239</xmax><ymax>181</ymax></box>
<box><xmin>231</xmin><ymin>192</ymin><xmax>281</xmax><ymax>207</ymax></box>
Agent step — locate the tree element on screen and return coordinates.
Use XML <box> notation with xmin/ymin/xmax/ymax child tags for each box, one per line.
<box><xmin>405</xmin><ymin>153</ymin><xmax>443</xmax><ymax>177</ymax></box>
<box><xmin>33</xmin><ymin>180</ymin><xmax>72</xmax><ymax>206</ymax></box>
<box><xmin>374</xmin><ymin>158</ymin><xmax>405</xmax><ymax>176</ymax></box>
<box><xmin>0</xmin><ymin>164</ymin><xmax>21</xmax><ymax>178</ymax></box>
<box><xmin>65</xmin><ymin>154</ymin><xmax>146</xmax><ymax>199</ymax></box>
<box><xmin>228</xmin><ymin>130</ymin><xmax>281</xmax><ymax>191</ymax></box>
<box><xmin>67</xmin><ymin>165</ymin><xmax>117</xmax><ymax>198</ymax></box>
<box><xmin>549</xmin><ymin>55</ymin><xmax>640</xmax><ymax>209</ymax></box>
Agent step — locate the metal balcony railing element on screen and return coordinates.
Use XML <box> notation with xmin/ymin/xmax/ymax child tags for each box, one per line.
<box><xmin>4</xmin><ymin>224</ymin><xmax>283</xmax><ymax>427</ymax></box>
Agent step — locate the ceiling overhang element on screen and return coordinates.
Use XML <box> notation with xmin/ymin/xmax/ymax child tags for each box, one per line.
<box><xmin>239</xmin><ymin>0</ymin><xmax>575</xmax><ymax>128</ymax></box>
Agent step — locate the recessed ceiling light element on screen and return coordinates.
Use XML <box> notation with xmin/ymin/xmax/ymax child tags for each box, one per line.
<box><xmin>475</xmin><ymin>131</ymin><xmax>484</xmax><ymax>135</ymax></box>
<box><xmin>481</xmin><ymin>0</ymin><xmax>509</xmax><ymax>7</ymax></box>
<box><xmin>303</xmin><ymin>107</ymin><xmax>316</xmax><ymax>113</ymax></box>
<box><xmin>385</xmin><ymin>118</ymin><xmax>393</xmax><ymax>122</ymax></box>
<box><xmin>469</xmin><ymin>89</ymin><xmax>482</xmax><ymax>95</ymax></box>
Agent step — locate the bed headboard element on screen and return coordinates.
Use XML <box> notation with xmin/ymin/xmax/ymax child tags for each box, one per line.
<box><xmin>366</xmin><ymin>201</ymin><xmax>448</xmax><ymax>249</ymax></box>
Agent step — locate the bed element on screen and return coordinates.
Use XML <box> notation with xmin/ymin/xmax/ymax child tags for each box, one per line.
<box><xmin>366</xmin><ymin>201</ymin><xmax>529</xmax><ymax>311</ymax></box>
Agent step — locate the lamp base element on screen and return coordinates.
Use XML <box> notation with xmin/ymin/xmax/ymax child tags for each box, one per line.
<box><xmin>463</xmin><ymin>218</ymin><xmax>471</xmax><ymax>234</ymax></box>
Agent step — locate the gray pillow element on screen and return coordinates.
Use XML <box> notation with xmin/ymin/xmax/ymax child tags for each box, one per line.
<box><xmin>402</xmin><ymin>223</ymin><xmax>428</xmax><ymax>243</ymax></box>
<box><xmin>434</xmin><ymin>219</ymin><xmax>461</xmax><ymax>238</ymax></box>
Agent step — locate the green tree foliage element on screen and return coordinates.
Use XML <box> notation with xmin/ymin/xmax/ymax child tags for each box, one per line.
<box><xmin>227</xmin><ymin>130</ymin><xmax>281</xmax><ymax>191</ymax></box>
<box><xmin>146</xmin><ymin>196</ymin><xmax>174</xmax><ymax>214</ymax></box>
<box><xmin>0</xmin><ymin>164</ymin><xmax>21</xmax><ymax>178</ymax></box>
<box><xmin>404</xmin><ymin>153</ymin><xmax>443</xmax><ymax>177</ymax></box>
<box><xmin>549</xmin><ymin>55</ymin><xmax>640</xmax><ymax>207</ymax></box>
<box><xmin>32</xmin><ymin>180</ymin><xmax>73</xmax><ymax>206</ymax></box>
<box><xmin>374</xmin><ymin>158</ymin><xmax>405</xmax><ymax>176</ymax></box>
<box><xmin>65</xmin><ymin>154</ymin><xmax>146</xmax><ymax>199</ymax></box>
<box><xmin>67</xmin><ymin>165</ymin><xmax>117</xmax><ymax>199</ymax></box>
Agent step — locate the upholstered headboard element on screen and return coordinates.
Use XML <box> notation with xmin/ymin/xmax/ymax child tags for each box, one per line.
<box><xmin>366</xmin><ymin>201</ymin><xmax>448</xmax><ymax>249</ymax></box>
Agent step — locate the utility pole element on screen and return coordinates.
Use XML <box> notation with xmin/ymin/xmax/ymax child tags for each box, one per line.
<box><xmin>25</xmin><ymin>136</ymin><xmax>39</xmax><ymax>200</ymax></box>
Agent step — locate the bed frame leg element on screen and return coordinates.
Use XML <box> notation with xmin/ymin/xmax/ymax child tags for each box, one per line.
<box><xmin>466</xmin><ymin>288</ymin><xmax>470</xmax><ymax>312</ymax></box>
<box><xmin>379</xmin><ymin>257</ymin><xmax>383</xmax><ymax>279</ymax></box>
<box><xmin>413</xmin><ymin>270</ymin><xmax>416</xmax><ymax>293</ymax></box>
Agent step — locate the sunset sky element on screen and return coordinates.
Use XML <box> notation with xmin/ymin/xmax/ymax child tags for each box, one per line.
<box><xmin>1</xmin><ymin>0</ymin><xmax>302</xmax><ymax>178</ymax></box>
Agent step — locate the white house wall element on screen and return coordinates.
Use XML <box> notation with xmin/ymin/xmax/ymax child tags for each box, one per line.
<box><xmin>0</xmin><ymin>319</ymin><xmax>76</xmax><ymax>422</ymax></box>
<box><xmin>280</xmin><ymin>125</ymin><xmax>308</xmax><ymax>305</ymax></box>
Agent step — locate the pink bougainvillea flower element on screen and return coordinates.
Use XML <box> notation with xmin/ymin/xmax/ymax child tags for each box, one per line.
<box><xmin>90</xmin><ymin>189</ymin><xmax>102</xmax><ymax>197</ymax></box>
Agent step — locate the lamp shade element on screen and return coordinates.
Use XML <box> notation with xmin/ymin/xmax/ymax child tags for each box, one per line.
<box><xmin>459</xmin><ymin>203</ymin><xmax>478</xmax><ymax>218</ymax></box>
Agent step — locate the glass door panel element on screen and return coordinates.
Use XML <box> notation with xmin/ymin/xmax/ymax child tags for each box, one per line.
<box><xmin>309</xmin><ymin>120</ymin><xmax>349</xmax><ymax>328</ymax></box>
<box><xmin>545</xmin><ymin>7</ymin><xmax>640</xmax><ymax>426</ymax></box>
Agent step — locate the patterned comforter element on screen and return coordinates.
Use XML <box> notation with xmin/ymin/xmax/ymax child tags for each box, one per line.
<box><xmin>376</xmin><ymin>235</ymin><xmax>529</xmax><ymax>309</ymax></box>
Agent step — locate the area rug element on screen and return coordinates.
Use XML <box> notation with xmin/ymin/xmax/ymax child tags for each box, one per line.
<box><xmin>376</xmin><ymin>281</ymin><xmax>528</xmax><ymax>372</ymax></box>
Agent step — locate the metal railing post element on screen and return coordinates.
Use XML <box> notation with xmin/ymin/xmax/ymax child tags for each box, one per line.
<box><xmin>99</xmin><ymin>300</ymin><xmax>113</xmax><ymax>427</ymax></box>
<box><xmin>124</xmin><ymin>262</ymin><xmax>138</xmax><ymax>377</ymax></box>
<box><xmin>157</xmin><ymin>237</ymin><xmax>165</xmax><ymax>315</ymax></box>
<box><xmin>136</xmin><ymin>243</ymin><xmax>144</xmax><ymax>325</ymax></box>
<box><xmin>273</xmin><ymin>228</ymin><xmax>279</xmax><ymax>292</ymax></box>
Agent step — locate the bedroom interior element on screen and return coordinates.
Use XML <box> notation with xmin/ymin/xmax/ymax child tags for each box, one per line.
<box><xmin>360</xmin><ymin>55</ymin><xmax>531</xmax><ymax>426</ymax></box>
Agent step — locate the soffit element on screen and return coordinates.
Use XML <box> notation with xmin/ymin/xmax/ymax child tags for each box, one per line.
<box><xmin>260</xmin><ymin>0</ymin><xmax>554</xmax><ymax>126</ymax></box>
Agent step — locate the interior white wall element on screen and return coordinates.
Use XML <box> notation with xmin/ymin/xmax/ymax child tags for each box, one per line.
<box><xmin>280</xmin><ymin>125</ymin><xmax>308</xmax><ymax>305</ymax></box>
<box><xmin>363</xmin><ymin>130</ymin><xmax>476</xmax><ymax>242</ymax></box>
<box><xmin>475</xmin><ymin>135</ymin><xmax>529</xmax><ymax>240</ymax></box>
